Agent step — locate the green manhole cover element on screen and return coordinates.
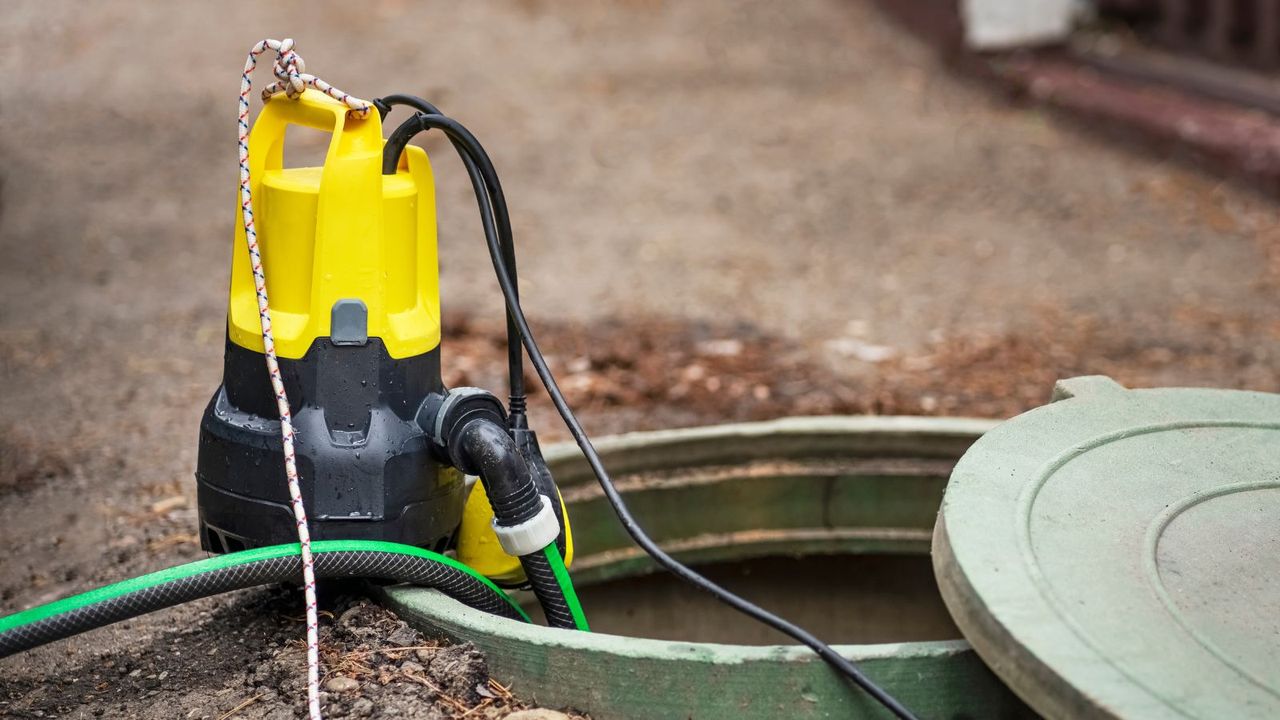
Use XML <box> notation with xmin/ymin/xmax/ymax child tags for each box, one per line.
<box><xmin>935</xmin><ymin>376</ymin><xmax>1280</xmax><ymax>719</ymax></box>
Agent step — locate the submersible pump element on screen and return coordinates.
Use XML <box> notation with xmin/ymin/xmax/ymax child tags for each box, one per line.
<box><xmin>0</xmin><ymin>39</ymin><xmax>921</xmax><ymax>720</ymax></box>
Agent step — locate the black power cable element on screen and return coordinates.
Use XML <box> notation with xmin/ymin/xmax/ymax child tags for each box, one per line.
<box><xmin>381</xmin><ymin>103</ymin><xmax>922</xmax><ymax>720</ymax></box>
<box><xmin>373</xmin><ymin>95</ymin><xmax>528</xmax><ymax>420</ymax></box>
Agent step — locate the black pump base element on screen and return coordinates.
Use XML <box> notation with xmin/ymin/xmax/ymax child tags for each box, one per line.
<box><xmin>195</xmin><ymin>337</ymin><xmax>465</xmax><ymax>553</ymax></box>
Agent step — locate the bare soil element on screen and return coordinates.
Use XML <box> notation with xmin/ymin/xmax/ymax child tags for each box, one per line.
<box><xmin>1</xmin><ymin>0</ymin><xmax>1277</xmax><ymax>718</ymax></box>
<box><xmin>3</xmin><ymin>589</ymin><xmax>588</xmax><ymax>719</ymax></box>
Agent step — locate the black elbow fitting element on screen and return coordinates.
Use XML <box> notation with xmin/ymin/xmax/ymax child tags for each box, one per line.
<box><xmin>456</xmin><ymin>420</ymin><xmax>543</xmax><ymax>526</ymax></box>
<box><xmin>422</xmin><ymin>389</ymin><xmax>577</xmax><ymax>628</ymax></box>
<box><xmin>418</xmin><ymin>388</ymin><xmax>543</xmax><ymax>527</ymax></box>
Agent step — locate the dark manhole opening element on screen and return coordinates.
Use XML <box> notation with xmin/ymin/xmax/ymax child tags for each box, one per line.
<box><xmin>524</xmin><ymin>553</ymin><xmax>959</xmax><ymax>645</ymax></box>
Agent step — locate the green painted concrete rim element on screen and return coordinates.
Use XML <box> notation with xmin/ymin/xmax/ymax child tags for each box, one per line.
<box><xmin>385</xmin><ymin>416</ymin><xmax>1032</xmax><ymax>719</ymax></box>
<box><xmin>541</xmin><ymin>415</ymin><xmax>998</xmax><ymax>485</ymax></box>
<box><xmin>427</xmin><ymin>414</ymin><xmax>999</xmax><ymax>665</ymax></box>
<box><xmin>380</xmin><ymin>586</ymin><xmax>1026</xmax><ymax>718</ymax></box>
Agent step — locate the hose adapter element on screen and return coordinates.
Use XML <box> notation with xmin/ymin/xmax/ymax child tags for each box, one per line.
<box><xmin>428</xmin><ymin>390</ymin><xmax>544</xmax><ymax>525</ymax></box>
<box><xmin>417</xmin><ymin>388</ymin><xmax>573</xmax><ymax>581</ymax></box>
<box><xmin>418</xmin><ymin>388</ymin><xmax>581</xmax><ymax>627</ymax></box>
<box><xmin>419</xmin><ymin>388</ymin><xmax>506</xmax><ymax>469</ymax></box>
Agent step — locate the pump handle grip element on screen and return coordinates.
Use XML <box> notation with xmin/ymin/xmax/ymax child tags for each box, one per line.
<box><xmin>250</xmin><ymin>88</ymin><xmax>383</xmax><ymax>174</ymax></box>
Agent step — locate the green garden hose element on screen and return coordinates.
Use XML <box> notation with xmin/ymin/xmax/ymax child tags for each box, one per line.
<box><xmin>543</xmin><ymin>544</ymin><xmax>589</xmax><ymax>631</ymax></box>
<box><xmin>0</xmin><ymin>540</ymin><xmax>528</xmax><ymax>659</ymax></box>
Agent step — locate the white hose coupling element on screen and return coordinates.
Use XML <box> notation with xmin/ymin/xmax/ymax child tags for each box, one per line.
<box><xmin>491</xmin><ymin>494</ymin><xmax>559</xmax><ymax>557</ymax></box>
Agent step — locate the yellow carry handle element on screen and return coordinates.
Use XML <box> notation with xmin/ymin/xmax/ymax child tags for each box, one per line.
<box><xmin>228</xmin><ymin>88</ymin><xmax>442</xmax><ymax>360</ymax></box>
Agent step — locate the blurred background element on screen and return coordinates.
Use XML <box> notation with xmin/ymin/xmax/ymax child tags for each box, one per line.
<box><xmin>0</xmin><ymin>0</ymin><xmax>1277</xmax><ymax>709</ymax></box>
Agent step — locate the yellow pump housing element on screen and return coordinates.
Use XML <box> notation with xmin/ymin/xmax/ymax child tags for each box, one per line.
<box><xmin>219</xmin><ymin>89</ymin><xmax>572</xmax><ymax>578</ymax></box>
<box><xmin>458</xmin><ymin>484</ymin><xmax>575</xmax><ymax>582</ymax></box>
<box><xmin>229</xmin><ymin>89</ymin><xmax>441</xmax><ymax>359</ymax></box>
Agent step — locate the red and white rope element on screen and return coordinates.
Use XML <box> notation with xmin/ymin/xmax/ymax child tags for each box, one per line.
<box><xmin>237</xmin><ymin>38</ymin><xmax>371</xmax><ymax>720</ymax></box>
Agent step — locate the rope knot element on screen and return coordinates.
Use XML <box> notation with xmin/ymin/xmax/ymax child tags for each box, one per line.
<box><xmin>250</xmin><ymin>38</ymin><xmax>371</xmax><ymax>117</ymax></box>
<box><xmin>271</xmin><ymin>38</ymin><xmax>307</xmax><ymax>99</ymax></box>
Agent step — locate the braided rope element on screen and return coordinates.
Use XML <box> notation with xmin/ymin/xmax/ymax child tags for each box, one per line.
<box><xmin>237</xmin><ymin>38</ymin><xmax>371</xmax><ymax>720</ymax></box>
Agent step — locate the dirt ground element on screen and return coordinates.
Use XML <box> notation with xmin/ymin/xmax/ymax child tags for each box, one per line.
<box><xmin>3</xmin><ymin>588</ymin><xmax>590</xmax><ymax>720</ymax></box>
<box><xmin>1</xmin><ymin>0</ymin><xmax>1278</xmax><ymax>718</ymax></box>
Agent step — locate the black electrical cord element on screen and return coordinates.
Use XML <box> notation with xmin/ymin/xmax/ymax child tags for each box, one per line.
<box><xmin>376</xmin><ymin>96</ymin><xmax>569</xmax><ymax>558</ymax></box>
<box><xmin>374</xmin><ymin>95</ymin><xmax>527</xmax><ymax>419</ymax></box>
<box><xmin>384</xmin><ymin>109</ymin><xmax>921</xmax><ymax>720</ymax></box>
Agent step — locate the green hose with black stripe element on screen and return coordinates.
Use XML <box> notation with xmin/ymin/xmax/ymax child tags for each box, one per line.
<box><xmin>543</xmin><ymin>543</ymin><xmax>589</xmax><ymax>631</ymax></box>
<box><xmin>0</xmin><ymin>540</ymin><xmax>529</xmax><ymax>659</ymax></box>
